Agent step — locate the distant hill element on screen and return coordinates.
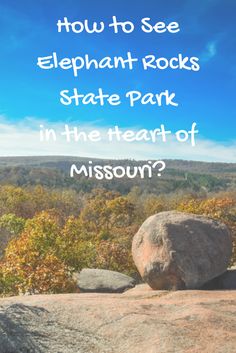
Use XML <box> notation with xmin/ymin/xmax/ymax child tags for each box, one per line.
<box><xmin>0</xmin><ymin>156</ymin><xmax>235</xmax><ymax>194</ymax></box>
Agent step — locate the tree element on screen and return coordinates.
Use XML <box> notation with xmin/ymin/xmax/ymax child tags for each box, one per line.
<box><xmin>0</xmin><ymin>211</ymin><xmax>76</xmax><ymax>295</ymax></box>
<box><xmin>0</xmin><ymin>214</ymin><xmax>26</xmax><ymax>258</ymax></box>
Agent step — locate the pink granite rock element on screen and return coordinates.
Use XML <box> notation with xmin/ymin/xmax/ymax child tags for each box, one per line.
<box><xmin>132</xmin><ymin>211</ymin><xmax>232</xmax><ymax>290</ymax></box>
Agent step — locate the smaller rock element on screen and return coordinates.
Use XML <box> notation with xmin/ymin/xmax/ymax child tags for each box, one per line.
<box><xmin>201</xmin><ymin>268</ymin><xmax>236</xmax><ymax>290</ymax></box>
<box><xmin>77</xmin><ymin>268</ymin><xmax>136</xmax><ymax>293</ymax></box>
<box><xmin>122</xmin><ymin>283</ymin><xmax>169</xmax><ymax>299</ymax></box>
<box><xmin>122</xmin><ymin>283</ymin><xmax>153</xmax><ymax>295</ymax></box>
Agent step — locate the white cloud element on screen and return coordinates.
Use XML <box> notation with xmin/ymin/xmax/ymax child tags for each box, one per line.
<box><xmin>201</xmin><ymin>41</ymin><xmax>218</xmax><ymax>63</ymax></box>
<box><xmin>0</xmin><ymin>117</ymin><xmax>235</xmax><ymax>163</ymax></box>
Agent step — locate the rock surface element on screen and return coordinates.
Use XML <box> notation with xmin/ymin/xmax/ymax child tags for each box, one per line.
<box><xmin>77</xmin><ymin>268</ymin><xmax>136</xmax><ymax>293</ymax></box>
<box><xmin>132</xmin><ymin>211</ymin><xmax>232</xmax><ymax>290</ymax></box>
<box><xmin>0</xmin><ymin>288</ymin><xmax>235</xmax><ymax>353</ymax></box>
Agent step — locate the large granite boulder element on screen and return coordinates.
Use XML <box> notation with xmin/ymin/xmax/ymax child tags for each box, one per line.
<box><xmin>77</xmin><ymin>268</ymin><xmax>136</xmax><ymax>293</ymax></box>
<box><xmin>132</xmin><ymin>211</ymin><xmax>232</xmax><ymax>290</ymax></box>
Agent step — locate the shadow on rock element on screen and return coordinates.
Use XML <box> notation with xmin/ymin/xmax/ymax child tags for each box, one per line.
<box><xmin>0</xmin><ymin>303</ymin><xmax>49</xmax><ymax>353</ymax></box>
<box><xmin>201</xmin><ymin>269</ymin><xmax>236</xmax><ymax>290</ymax></box>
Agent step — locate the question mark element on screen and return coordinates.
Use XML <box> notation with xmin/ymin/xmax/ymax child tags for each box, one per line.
<box><xmin>152</xmin><ymin>160</ymin><xmax>166</xmax><ymax>177</ymax></box>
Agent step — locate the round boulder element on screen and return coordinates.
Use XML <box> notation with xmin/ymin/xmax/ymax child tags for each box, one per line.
<box><xmin>132</xmin><ymin>211</ymin><xmax>232</xmax><ymax>290</ymax></box>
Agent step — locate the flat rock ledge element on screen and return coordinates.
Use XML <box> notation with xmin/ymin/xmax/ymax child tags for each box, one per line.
<box><xmin>0</xmin><ymin>286</ymin><xmax>235</xmax><ymax>353</ymax></box>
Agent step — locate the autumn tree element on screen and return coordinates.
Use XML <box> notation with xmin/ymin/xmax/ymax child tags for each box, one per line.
<box><xmin>0</xmin><ymin>211</ymin><xmax>76</xmax><ymax>295</ymax></box>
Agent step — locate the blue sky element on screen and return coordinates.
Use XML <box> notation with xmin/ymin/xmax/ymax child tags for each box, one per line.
<box><xmin>0</xmin><ymin>0</ymin><xmax>235</xmax><ymax>161</ymax></box>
